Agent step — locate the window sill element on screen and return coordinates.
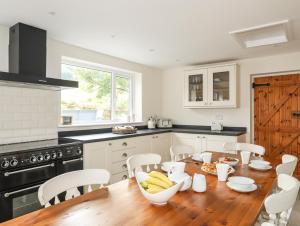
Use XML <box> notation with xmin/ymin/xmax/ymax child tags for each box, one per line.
<box><xmin>58</xmin><ymin>121</ymin><xmax>145</xmax><ymax>132</ymax></box>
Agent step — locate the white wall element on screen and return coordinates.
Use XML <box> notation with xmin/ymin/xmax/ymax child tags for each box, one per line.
<box><xmin>161</xmin><ymin>52</ymin><xmax>300</xmax><ymax>142</ymax></box>
<box><xmin>0</xmin><ymin>24</ymin><xmax>162</xmax><ymax>144</ymax></box>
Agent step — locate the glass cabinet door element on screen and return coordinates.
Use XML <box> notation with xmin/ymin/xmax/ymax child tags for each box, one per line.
<box><xmin>208</xmin><ymin>65</ymin><xmax>236</xmax><ymax>107</ymax></box>
<box><xmin>184</xmin><ymin>69</ymin><xmax>207</xmax><ymax>107</ymax></box>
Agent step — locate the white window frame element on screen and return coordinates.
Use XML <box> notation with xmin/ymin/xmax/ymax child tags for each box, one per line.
<box><xmin>61</xmin><ymin>58</ymin><xmax>136</xmax><ymax>125</ymax></box>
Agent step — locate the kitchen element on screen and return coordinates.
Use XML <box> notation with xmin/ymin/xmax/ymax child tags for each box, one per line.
<box><xmin>0</xmin><ymin>1</ymin><xmax>300</xmax><ymax>225</ymax></box>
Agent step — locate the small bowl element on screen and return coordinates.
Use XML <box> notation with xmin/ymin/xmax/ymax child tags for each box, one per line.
<box><xmin>168</xmin><ymin>172</ymin><xmax>192</xmax><ymax>191</ymax></box>
<box><xmin>228</xmin><ymin>176</ymin><xmax>255</xmax><ymax>189</ymax></box>
<box><xmin>136</xmin><ymin>172</ymin><xmax>183</xmax><ymax>205</ymax></box>
<box><xmin>219</xmin><ymin>157</ymin><xmax>239</xmax><ymax>167</ymax></box>
<box><xmin>250</xmin><ymin>160</ymin><xmax>270</xmax><ymax>168</ymax></box>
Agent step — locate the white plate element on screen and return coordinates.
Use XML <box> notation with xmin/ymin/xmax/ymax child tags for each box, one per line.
<box><xmin>228</xmin><ymin>176</ymin><xmax>255</xmax><ymax>186</ymax></box>
<box><xmin>249</xmin><ymin>163</ymin><xmax>272</xmax><ymax>171</ymax></box>
<box><xmin>250</xmin><ymin>160</ymin><xmax>270</xmax><ymax>165</ymax></box>
<box><xmin>226</xmin><ymin>182</ymin><xmax>257</xmax><ymax>193</ymax></box>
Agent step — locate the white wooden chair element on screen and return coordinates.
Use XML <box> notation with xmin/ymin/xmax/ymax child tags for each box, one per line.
<box><xmin>222</xmin><ymin>142</ymin><xmax>238</xmax><ymax>154</ymax></box>
<box><xmin>263</xmin><ymin>174</ymin><xmax>300</xmax><ymax>226</ymax></box>
<box><xmin>126</xmin><ymin>153</ymin><xmax>161</xmax><ymax>178</ymax></box>
<box><xmin>170</xmin><ymin>145</ymin><xmax>195</xmax><ymax>161</ymax></box>
<box><xmin>223</xmin><ymin>142</ymin><xmax>265</xmax><ymax>157</ymax></box>
<box><xmin>38</xmin><ymin>169</ymin><xmax>110</xmax><ymax>207</ymax></box>
<box><xmin>276</xmin><ymin>154</ymin><xmax>298</xmax><ymax>176</ymax></box>
<box><xmin>261</xmin><ymin>223</ymin><xmax>275</xmax><ymax>226</ymax></box>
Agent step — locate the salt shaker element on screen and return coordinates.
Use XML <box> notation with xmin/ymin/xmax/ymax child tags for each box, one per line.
<box><xmin>192</xmin><ymin>173</ymin><xmax>206</xmax><ymax>192</ymax></box>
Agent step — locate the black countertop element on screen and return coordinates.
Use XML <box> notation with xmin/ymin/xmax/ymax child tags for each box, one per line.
<box><xmin>62</xmin><ymin>125</ymin><xmax>246</xmax><ymax>143</ymax></box>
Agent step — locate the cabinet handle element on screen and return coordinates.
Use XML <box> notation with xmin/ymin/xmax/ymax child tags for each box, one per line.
<box><xmin>122</xmin><ymin>142</ymin><xmax>127</xmax><ymax>146</ymax></box>
<box><xmin>197</xmin><ymin>136</ymin><xmax>200</xmax><ymax>138</ymax></box>
<box><xmin>122</xmin><ymin>175</ymin><xmax>128</xmax><ymax>180</ymax></box>
<box><xmin>156</xmin><ymin>136</ymin><xmax>158</xmax><ymax>138</ymax></box>
<box><xmin>122</xmin><ymin>164</ymin><xmax>127</xmax><ymax>169</ymax></box>
<box><xmin>152</xmin><ymin>136</ymin><xmax>155</xmax><ymax>139</ymax></box>
<box><xmin>122</xmin><ymin>153</ymin><xmax>128</xmax><ymax>158</ymax></box>
<box><xmin>108</xmin><ymin>143</ymin><xmax>112</xmax><ymax>146</ymax></box>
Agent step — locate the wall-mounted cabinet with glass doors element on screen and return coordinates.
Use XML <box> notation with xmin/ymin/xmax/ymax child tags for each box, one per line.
<box><xmin>184</xmin><ymin>64</ymin><xmax>237</xmax><ymax>108</ymax></box>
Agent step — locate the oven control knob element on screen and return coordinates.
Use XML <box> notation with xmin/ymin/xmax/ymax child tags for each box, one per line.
<box><xmin>77</xmin><ymin>147</ymin><xmax>82</xmax><ymax>155</ymax></box>
<box><xmin>44</xmin><ymin>154</ymin><xmax>51</xmax><ymax>161</ymax></box>
<box><xmin>37</xmin><ymin>155</ymin><xmax>44</xmax><ymax>162</ymax></box>
<box><xmin>30</xmin><ymin>156</ymin><xmax>37</xmax><ymax>163</ymax></box>
<box><xmin>10</xmin><ymin>158</ymin><xmax>18</xmax><ymax>167</ymax></box>
<box><xmin>57</xmin><ymin>152</ymin><xmax>63</xmax><ymax>158</ymax></box>
<box><xmin>51</xmin><ymin>153</ymin><xmax>57</xmax><ymax>159</ymax></box>
<box><xmin>1</xmin><ymin>160</ymin><xmax>9</xmax><ymax>169</ymax></box>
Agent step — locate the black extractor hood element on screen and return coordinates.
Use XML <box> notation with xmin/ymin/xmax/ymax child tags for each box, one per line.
<box><xmin>0</xmin><ymin>23</ymin><xmax>78</xmax><ymax>90</ymax></box>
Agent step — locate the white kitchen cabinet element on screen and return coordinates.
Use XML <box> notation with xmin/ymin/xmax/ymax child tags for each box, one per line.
<box><xmin>184</xmin><ymin>64</ymin><xmax>237</xmax><ymax>108</ymax></box>
<box><xmin>149</xmin><ymin>133</ymin><xmax>171</xmax><ymax>162</ymax></box>
<box><xmin>171</xmin><ymin>133</ymin><xmax>245</xmax><ymax>153</ymax></box>
<box><xmin>83</xmin><ymin>142</ymin><xmax>108</xmax><ymax>169</ymax></box>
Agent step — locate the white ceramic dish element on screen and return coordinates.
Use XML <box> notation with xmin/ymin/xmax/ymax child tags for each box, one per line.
<box><xmin>161</xmin><ymin>162</ymin><xmax>186</xmax><ymax>174</ymax></box>
<box><xmin>226</xmin><ymin>182</ymin><xmax>257</xmax><ymax>193</ymax></box>
<box><xmin>249</xmin><ymin>163</ymin><xmax>272</xmax><ymax>171</ymax></box>
<box><xmin>250</xmin><ymin>160</ymin><xmax>270</xmax><ymax>167</ymax></box>
<box><xmin>228</xmin><ymin>176</ymin><xmax>255</xmax><ymax>189</ymax></box>
<box><xmin>219</xmin><ymin>157</ymin><xmax>239</xmax><ymax>167</ymax></box>
<box><xmin>136</xmin><ymin>172</ymin><xmax>183</xmax><ymax>205</ymax></box>
<box><xmin>168</xmin><ymin>172</ymin><xmax>192</xmax><ymax>191</ymax></box>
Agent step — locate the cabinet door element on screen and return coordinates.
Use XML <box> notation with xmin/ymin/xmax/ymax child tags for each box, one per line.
<box><xmin>207</xmin><ymin>65</ymin><xmax>237</xmax><ymax>107</ymax></box>
<box><xmin>184</xmin><ymin>69</ymin><xmax>208</xmax><ymax>107</ymax></box>
<box><xmin>83</xmin><ymin>142</ymin><xmax>107</xmax><ymax>169</ymax></box>
<box><xmin>150</xmin><ymin>134</ymin><xmax>171</xmax><ymax>161</ymax></box>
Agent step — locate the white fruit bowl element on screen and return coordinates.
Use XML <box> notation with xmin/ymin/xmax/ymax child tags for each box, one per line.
<box><xmin>136</xmin><ymin>172</ymin><xmax>183</xmax><ymax>206</ymax></box>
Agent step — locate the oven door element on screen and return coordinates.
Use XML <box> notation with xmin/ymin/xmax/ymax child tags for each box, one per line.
<box><xmin>0</xmin><ymin>162</ymin><xmax>56</xmax><ymax>191</ymax></box>
<box><xmin>0</xmin><ymin>181</ymin><xmax>44</xmax><ymax>222</ymax></box>
<box><xmin>57</xmin><ymin>157</ymin><xmax>83</xmax><ymax>174</ymax></box>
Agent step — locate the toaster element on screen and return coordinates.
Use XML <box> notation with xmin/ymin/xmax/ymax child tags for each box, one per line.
<box><xmin>157</xmin><ymin>119</ymin><xmax>172</xmax><ymax>128</ymax></box>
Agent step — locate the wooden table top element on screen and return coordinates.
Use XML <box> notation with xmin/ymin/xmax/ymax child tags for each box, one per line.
<box><xmin>1</xmin><ymin>152</ymin><xmax>278</xmax><ymax>226</ymax></box>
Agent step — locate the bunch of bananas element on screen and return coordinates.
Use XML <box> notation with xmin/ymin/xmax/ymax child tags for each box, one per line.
<box><xmin>140</xmin><ymin>171</ymin><xmax>174</xmax><ymax>194</ymax></box>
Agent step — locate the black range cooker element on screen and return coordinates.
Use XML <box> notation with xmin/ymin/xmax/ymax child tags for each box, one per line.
<box><xmin>0</xmin><ymin>138</ymin><xmax>83</xmax><ymax>222</ymax></box>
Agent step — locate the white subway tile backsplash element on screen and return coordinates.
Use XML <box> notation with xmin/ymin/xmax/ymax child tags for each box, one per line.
<box><xmin>0</xmin><ymin>87</ymin><xmax>58</xmax><ymax>144</ymax></box>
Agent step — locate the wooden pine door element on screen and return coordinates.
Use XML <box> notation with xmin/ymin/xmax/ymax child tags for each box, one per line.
<box><xmin>254</xmin><ymin>74</ymin><xmax>300</xmax><ymax>177</ymax></box>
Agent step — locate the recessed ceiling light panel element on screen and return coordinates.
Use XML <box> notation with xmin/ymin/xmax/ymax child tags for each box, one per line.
<box><xmin>229</xmin><ymin>20</ymin><xmax>290</xmax><ymax>48</ymax></box>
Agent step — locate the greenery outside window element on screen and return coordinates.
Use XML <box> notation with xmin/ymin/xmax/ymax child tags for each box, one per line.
<box><xmin>61</xmin><ymin>60</ymin><xmax>137</xmax><ymax>125</ymax></box>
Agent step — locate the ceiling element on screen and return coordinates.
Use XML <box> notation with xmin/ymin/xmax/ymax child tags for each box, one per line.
<box><xmin>0</xmin><ymin>0</ymin><xmax>300</xmax><ymax>69</ymax></box>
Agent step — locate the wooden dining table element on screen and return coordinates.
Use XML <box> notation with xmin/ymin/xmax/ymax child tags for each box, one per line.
<box><xmin>0</xmin><ymin>152</ymin><xmax>279</xmax><ymax>226</ymax></box>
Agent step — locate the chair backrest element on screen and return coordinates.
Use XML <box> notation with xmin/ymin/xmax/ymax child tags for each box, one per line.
<box><xmin>264</xmin><ymin>174</ymin><xmax>300</xmax><ymax>225</ymax></box>
<box><xmin>170</xmin><ymin>145</ymin><xmax>195</xmax><ymax>161</ymax></box>
<box><xmin>276</xmin><ymin>154</ymin><xmax>298</xmax><ymax>176</ymax></box>
<box><xmin>126</xmin><ymin>153</ymin><xmax>161</xmax><ymax>178</ymax></box>
<box><xmin>222</xmin><ymin>142</ymin><xmax>238</xmax><ymax>154</ymax></box>
<box><xmin>38</xmin><ymin>169</ymin><xmax>110</xmax><ymax>207</ymax></box>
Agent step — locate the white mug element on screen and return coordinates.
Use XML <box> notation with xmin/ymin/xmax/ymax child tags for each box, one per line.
<box><xmin>167</xmin><ymin>162</ymin><xmax>186</xmax><ymax>177</ymax></box>
<box><xmin>169</xmin><ymin>172</ymin><xmax>192</xmax><ymax>191</ymax></box>
<box><xmin>216</xmin><ymin>163</ymin><xmax>230</xmax><ymax>182</ymax></box>
<box><xmin>202</xmin><ymin>152</ymin><xmax>212</xmax><ymax>163</ymax></box>
<box><xmin>241</xmin><ymin>151</ymin><xmax>251</xmax><ymax>165</ymax></box>
<box><xmin>192</xmin><ymin>173</ymin><xmax>206</xmax><ymax>192</ymax></box>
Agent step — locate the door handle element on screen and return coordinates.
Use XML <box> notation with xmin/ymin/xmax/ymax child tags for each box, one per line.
<box><xmin>62</xmin><ymin>158</ymin><xmax>83</xmax><ymax>165</ymax></box>
<box><xmin>4</xmin><ymin>183</ymin><xmax>42</xmax><ymax>198</ymax></box>
<box><xmin>4</xmin><ymin>163</ymin><xmax>55</xmax><ymax>177</ymax></box>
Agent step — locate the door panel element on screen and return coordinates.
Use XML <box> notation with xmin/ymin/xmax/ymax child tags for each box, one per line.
<box><xmin>254</xmin><ymin>74</ymin><xmax>300</xmax><ymax>178</ymax></box>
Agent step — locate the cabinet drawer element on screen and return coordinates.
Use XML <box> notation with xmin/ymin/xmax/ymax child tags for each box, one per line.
<box><xmin>111</xmin><ymin>148</ymin><xmax>135</xmax><ymax>163</ymax></box>
<box><xmin>110</xmin><ymin>171</ymin><xmax>128</xmax><ymax>184</ymax></box>
<box><xmin>107</xmin><ymin>139</ymin><xmax>136</xmax><ymax>151</ymax></box>
<box><xmin>111</xmin><ymin>160</ymin><xmax>128</xmax><ymax>174</ymax></box>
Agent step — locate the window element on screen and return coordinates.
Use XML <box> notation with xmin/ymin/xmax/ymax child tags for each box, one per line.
<box><xmin>61</xmin><ymin>60</ymin><xmax>139</xmax><ymax>125</ymax></box>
